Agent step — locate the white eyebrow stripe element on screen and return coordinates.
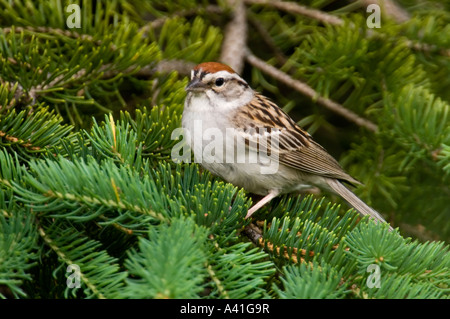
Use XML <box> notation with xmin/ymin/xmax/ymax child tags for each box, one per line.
<box><xmin>202</xmin><ymin>71</ymin><xmax>243</xmax><ymax>82</ymax></box>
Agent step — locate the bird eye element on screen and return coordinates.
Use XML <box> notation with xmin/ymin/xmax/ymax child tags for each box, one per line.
<box><xmin>215</xmin><ymin>78</ymin><xmax>225</xmax><ymax>87</ymax></box>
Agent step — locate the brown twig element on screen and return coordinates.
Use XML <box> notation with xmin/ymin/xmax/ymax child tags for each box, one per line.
<box><xmin>243</xmin><ymin>222</ymin><xmax>264</xmax><ymax>245</ymax></box>
<box><xmin>153</xmin><ymin>59</ymin><xmax>196</xmax><ymax>76</ymax></box>
<box><xmin>245</xmin><ymin>50</ymin><xmax>379</xmax><ymax>132</ymax></box>
<box><xmin>244</xmin><ymin>0</ymin><xmax>343</xmax><ymax>26</ymax></box>
<box><xmin>102</xmin><ymin>59</ymin><xmax>195</xmax><ymax>79</ymax></box>
<box><xmin>220</xmin><ymin>0</ymin><xmax>248</xmax><ymax>74</ymax></box>
<box><xmin>2</xmin><ymin>25</ymin><xmax>109</xmax><ymax>48</ymax></box>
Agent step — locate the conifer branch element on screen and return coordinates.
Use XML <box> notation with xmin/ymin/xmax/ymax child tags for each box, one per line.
<box><xmin>205</xmin><ymin>262</ymin><xmax>229</xmax><ymax>299</ymax></box>
<box><xmin>2</xmin><ymin>25</ymin><xmax>108</xmax><ymax>48</ymax></box>
<box><xmin>0</xmin><ymin>130</ymin><xmax>41</xmax><ymax>151</ymax></box>
<box><xmin>245</xmin><ymin>51</ymin><xmax>379</xmax><ymax>132</ymax></box>
<box><xmin>42</xmin><ymin>189</ymin><xmax>166</xmax><ymax>222</ymax></box>
<box><xmin>244</xmin><ymin>222</ymin><xmax>316</xmax><ymax>264</ymax></box>
<box><xmin>244</xmin><ymin>1</ymin><xmax>450</xmax><ymax>58</ymax></box>
<box><xmin>38</xmin><ymin>226</ymin><xmax>107</xmax><ymax>299</ymax></box>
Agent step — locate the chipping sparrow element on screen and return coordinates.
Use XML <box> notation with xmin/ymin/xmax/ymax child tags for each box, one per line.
<box><xmin>182</xmin><ymin>62</ymin><xmax>391</xmax><ymax>230</ymax></box>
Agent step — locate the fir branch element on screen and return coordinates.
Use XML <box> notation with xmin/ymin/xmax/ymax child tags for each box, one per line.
<box><xmin>363</xmin><ymin>273</ymin><xmax>445</xmax><ymax>299</ymax></box>
<box><xmin>12</xmin><ymin>157</ymin><xmax>169</xmax><ymax>226</ymax></box>
<box><xmin>123</xmin><ymin>218</ymin><xmax>209</xmax><ymax>299</ymax></box>
<box><xmin>0</xmin><ymin>149</ymin><xmax>24</xmax><ymax>187</ymax></box>
<box><xmin>85</xmin><ymin>114</ymin><xmax>143</xmax><ymax>167</ymax></box>
<box><xmin>273</xmin><ymin>261</ymin><xmax>348</xmax><ymax>299</ymax></box>
<box><xmin>345</xmin><ymin>221</ymin><xmax>406</xmax><ymax>273</ymax></box>
<box><xmin>263</xmin><ymin>216</ymin><xmax>340</xmax><ymax>264</ymax></box>
<box><xmin>1</xmin><ymin>25</ymin><xmax>105</xmax><ymax>48</ymax></box>
<box><xmin>245</xmin><ymin>0</ymin><xmax>450</xmax><ymax>59</ymax></box>
<box><xmin>206</xmin><ymin>242</ymin><xmax>275</xmax><ymax>299</ymax></box>
<box><xmin>0</xmin><ymin>206</ymin><xmax>38</xmax><ymax>298</ymax></box>
<box><xmin>37</xmin><ymin>223</ymin><xmax>127</xmax><ymax>299</ymax></box>
<box><xmin>205</xmin><ymin>261</ymin><xmax>229</xmax><ymax>299</ymax></box>
<box><xmin>37</xmin><ymin>226</ymin><xmax>106</xmax><ymax>299</ymax></box>
<box><xmin>149</xmin><ymin>162</ymin><xmax>250</xmax><ymax>235</ymax></box>
<box><xmin>2</xmin><ymin>26</ymin><xmax>168</xmax><ymax>83</ymax></box>
<box><xmin>26</xmin><ymin>69</ymin><xmax>87</xmax><ymax>104</ymax></box>
<box><xmin>245</xmin><ymin>51</ymin><xmax>379</xmax><ymax>132</ymax></box>
<box><xmin>0</xmin><ymin>80</ymin><xmax>21</xmax><ymax>111</ymax></box>
<box><xmin>0</xmin><ymin>107</ymin><xmax>74</xmax><ymax>155</ymax></box>
<box><xmin>382</xmin><ymin>85</ymin><xmax>449</xmax><ymax>169</ymax></box>
<box><xmin>245</xmin><ymin>222</ymin><xmax>313</xmax><ymax>264</ymax></box>
<box><xmin>154</xmin><ymin>16</ymin><xmax>223</xmax><ymax>63</ymax></box>
<box><xmin>117</xmin><ymin>102</ymin><xmax>185</xmax><ymax>162</ymax></box>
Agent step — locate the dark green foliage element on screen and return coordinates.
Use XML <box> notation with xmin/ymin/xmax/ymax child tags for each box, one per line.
<box><xmin>0</xmin><ymin>0</ymin><xmax>449</xmax><ymax>299</ymax></box>
<box><xmin>38</xmin><ymin>220</ymin><xmax>128</xmax><ymax>299</ymax></box>
<box><xmin>123</xmin><ymin>218</ymin><xmax>209</xmax><ymax>299</ymax></box>
<box><xmin>206</xmin><ymin>242</ymin><xmax>274</xmax><ymax>299</ymax></box>
<box><xmin>345</xmin><ymin>222</ymin><xmax>449</xmax><ymax>298</ymax></box>
<box><xmin>273</xmin><ymin>261</ymin><xmax>348</xmax><ymax>299</ymax></box>
<box><xmin>0</xmin><ymin>201</ymin><xmax>38</xmax><ymax>298</ymax></box>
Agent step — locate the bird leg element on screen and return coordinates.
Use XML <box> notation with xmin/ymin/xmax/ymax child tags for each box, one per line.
<box><xmin>245</xmin><ymin>189</ymin><xmax>280</xmax><ymax>219</ymax></box>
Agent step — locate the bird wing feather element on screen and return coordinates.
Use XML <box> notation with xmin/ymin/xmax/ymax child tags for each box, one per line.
<box><xmin>231</xmin><ymin>93</ymin><xmax>360</xmax><ymax>185</ymax></box>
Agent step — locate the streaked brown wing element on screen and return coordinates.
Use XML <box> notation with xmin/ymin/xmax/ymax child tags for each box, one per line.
<box><xmin>278</xmin><ymin>139</ymin><xmax>359</xmax><ymax>184</ymax></box>
<box><xmin>231</xmin><ymin>93</ymin><xmax>359</xmax><ymax>184</ymax></box>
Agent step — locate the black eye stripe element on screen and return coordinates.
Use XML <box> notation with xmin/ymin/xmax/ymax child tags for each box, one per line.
<box><xmin>237</xmin><ymin>80</ymin><xmax>249</xmax><ymax>88</ymax></box>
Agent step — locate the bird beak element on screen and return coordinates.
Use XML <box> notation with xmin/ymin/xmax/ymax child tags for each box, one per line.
<box><xmin>185</xmin><ymin>78</ymin><xmax>207</xmax><ymax>92</ymax></box>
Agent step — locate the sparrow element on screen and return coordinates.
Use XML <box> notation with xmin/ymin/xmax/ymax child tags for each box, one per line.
<box><xmin>182</xmin><ymin>62</ymin><xmax>391</xmax><ymax>229</ymax></box>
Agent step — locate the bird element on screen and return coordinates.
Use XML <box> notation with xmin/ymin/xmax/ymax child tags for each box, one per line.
<box><xmin>182</xmin><ymin>61</ymin><xmax>391</xmax><ymax>230</ymax></box>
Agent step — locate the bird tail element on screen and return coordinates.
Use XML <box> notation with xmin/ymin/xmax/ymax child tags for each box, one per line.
<box><xmin>326</xmin><ymin>179</ymin><xmax>392</xmax><ymax>231</ymax></box>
